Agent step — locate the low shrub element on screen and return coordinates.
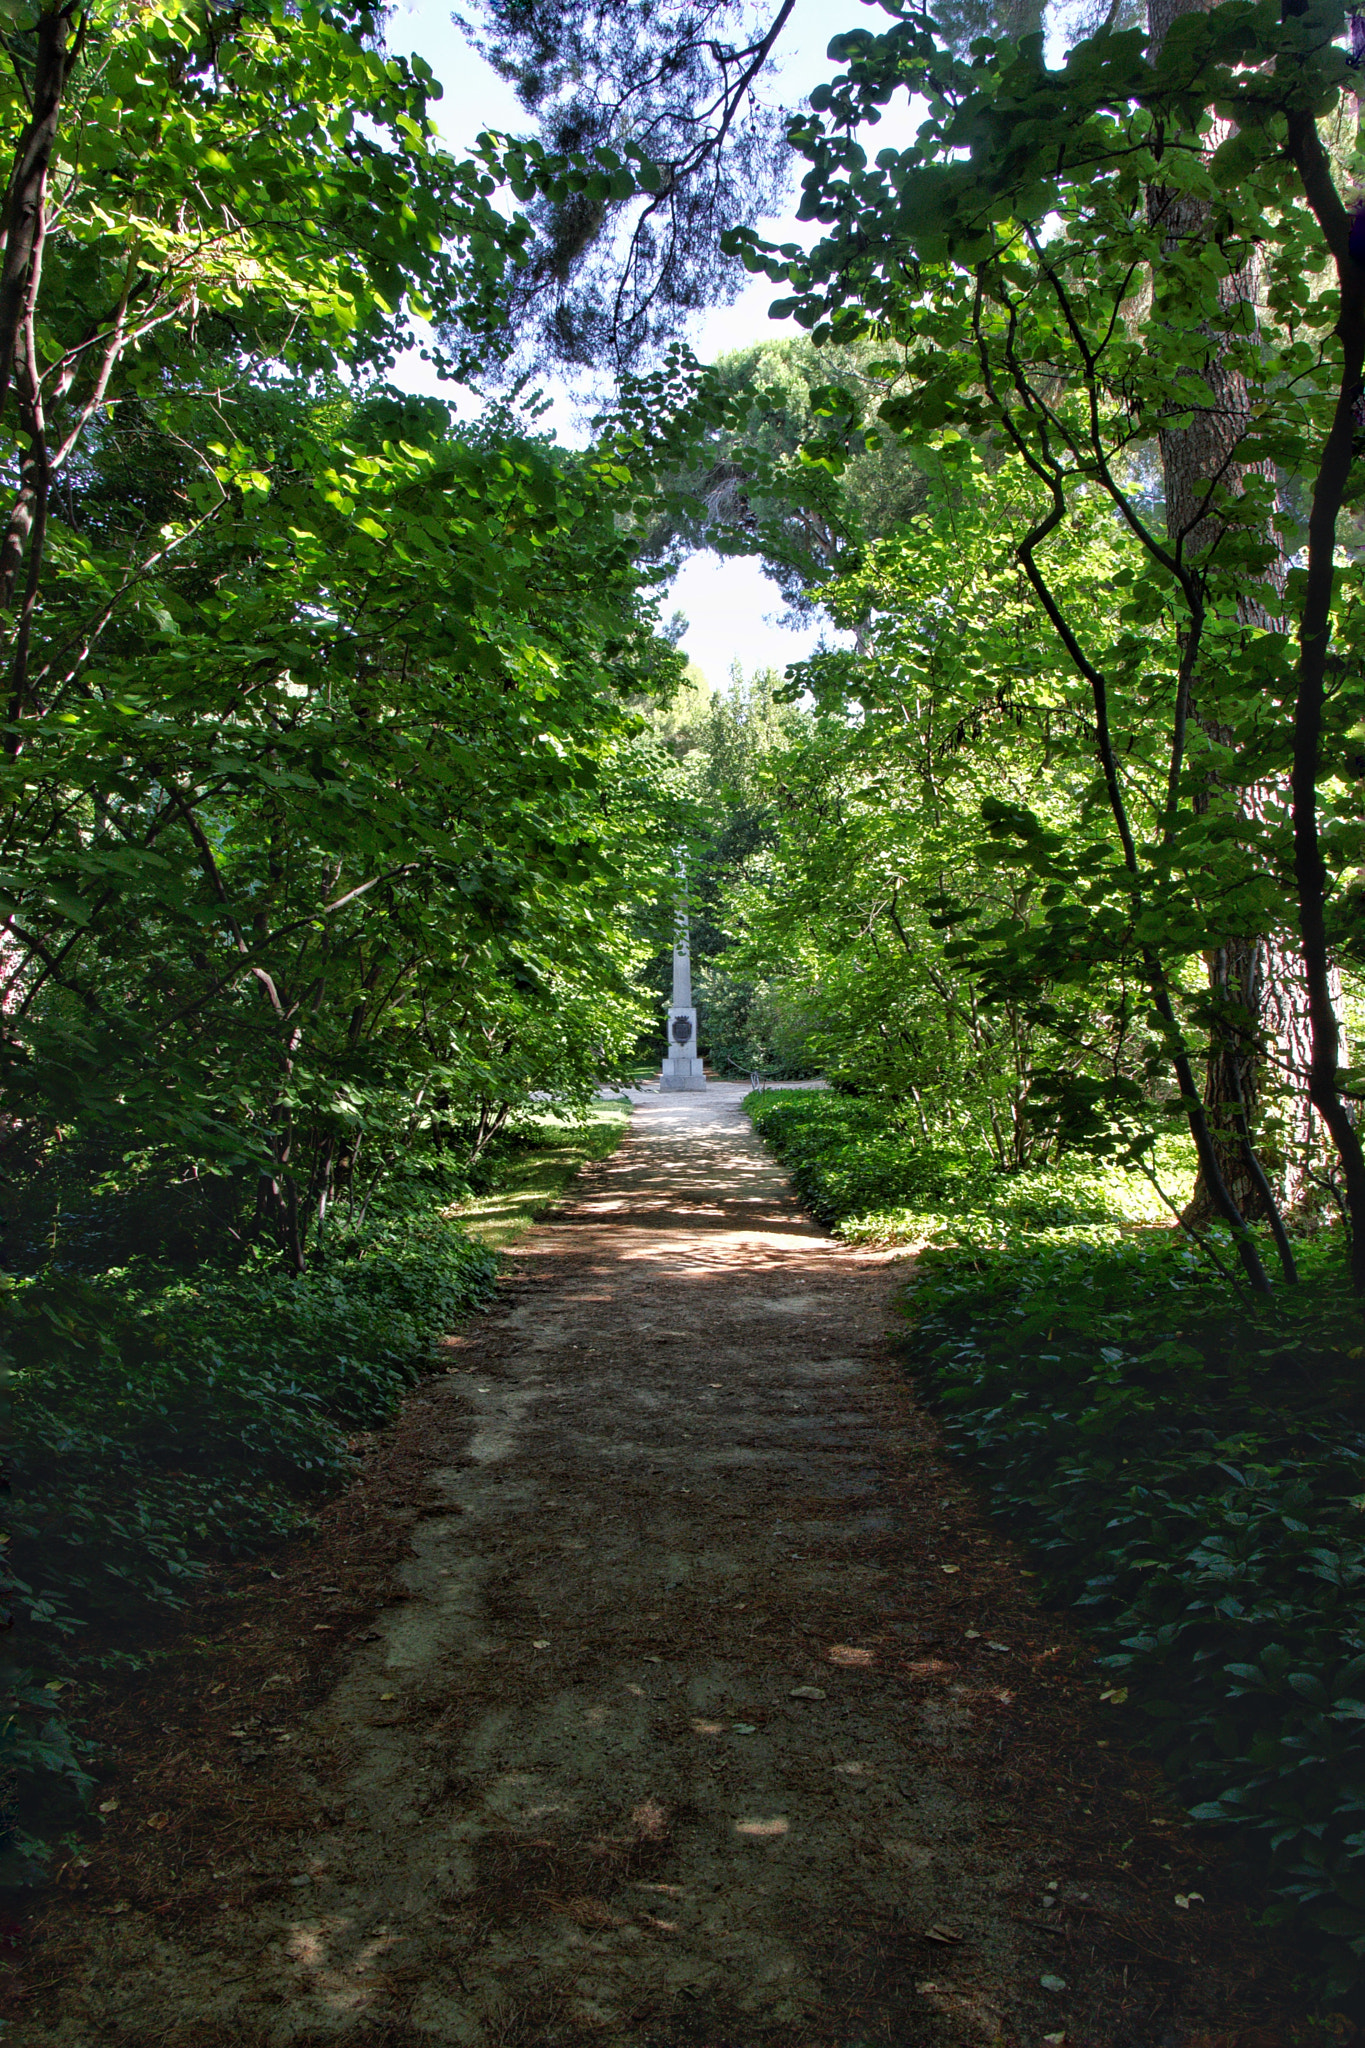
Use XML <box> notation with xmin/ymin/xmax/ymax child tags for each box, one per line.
<box><xmin>904</xmin><ymin>1226</ymin><xmax>1365</xmax><ymax>1991</ymax></box>
<box><xmin>746</xmin><ymin>1087</ymin><xmax>1187</xmax><ymax>1235</ymax></box>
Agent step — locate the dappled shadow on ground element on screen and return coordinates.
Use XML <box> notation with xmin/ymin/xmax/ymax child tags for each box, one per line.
<box><xmin>16</xmin><ymin>1085</ymin><xmax>1310</xmax><ymax>2048</ymax></box>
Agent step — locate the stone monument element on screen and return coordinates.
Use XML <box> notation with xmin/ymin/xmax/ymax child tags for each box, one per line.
<box><xmin>660</xmin><ymin>875</ymin><xmax>707</xmax><ymax>1092</ymax></box>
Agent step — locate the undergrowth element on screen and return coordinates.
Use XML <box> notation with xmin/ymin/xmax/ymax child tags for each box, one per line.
<box><xmin>748</xmin><ymin>1088</ymin><xmax>1365</xmax><ymax>1996</ymax></box>
<box><xmin>745</xmin><ymin>1087</ymin><xmax>1192</xmax><ymax>1239</ymax></box>
<box><xmin>0</xmin><ymin>1107</ymin><xmax>627</xmax><ymax>1887</ymax></box>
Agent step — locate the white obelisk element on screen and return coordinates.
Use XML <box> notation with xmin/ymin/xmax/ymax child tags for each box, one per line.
<box><xmin>660</xmin><ymin>868</ymin><xmax>706</xmax><ymax>1091</ymax></box>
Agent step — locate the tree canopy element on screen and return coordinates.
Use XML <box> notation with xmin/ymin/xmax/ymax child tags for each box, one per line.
<box><xmin>449</xmin><ymin>0</ymin><xmax>798</xmax><ymax>371</ymax></box>
<box><xmin>727</xmin><ymin>0</ymin><xmax>1365</xmax><ymax>1289</ymax></box>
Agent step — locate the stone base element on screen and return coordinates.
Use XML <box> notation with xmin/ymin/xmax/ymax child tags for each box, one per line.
<box><xmin>661</xmin><ymin>1051</ymin><xmax>707</xmax><ymax>1091</ymax></box>
<box><xmin>662</xmin><ymin>1006</ymin><xmax>706</xmax><ymax>1090</ymax></box>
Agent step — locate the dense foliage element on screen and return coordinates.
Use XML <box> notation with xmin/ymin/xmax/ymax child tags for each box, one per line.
<box><xmin>0</xmin><ymin>0</ymin><xmax>691</xmax><ymax>1884</ymax></box>
<box><xmin>3</xmin><ymin>1193</ymin><xmax>498</xmax><ymax>1878</ymax></box>
<box><xmin>0</xmin><ymin>0</ymin><xmax>699</xmax><ymax>1269</ymax></box>
<box><xmin>645</xmin><ymin>336</ymin><xmax>932</xmax><ymax>612</ymax></box>
<box><xmin>745</xmin><ymin>1088</ymin><xmax>1184</xmax><ymax>1237</ymax></box>
<box><xmin>911</xmin><ymin>1226</ymin><xmax>1365</xmax><ymax>1995</ymax></box>
<box><xmin>4</xmin><ymin>389</ymin><xmax>674</xmax><ymax>1268</ymax></box>
<box><xmin>643</xmin><ymin>659</ymin><xmax>824</xmax><ymax>1075</ymax></box>
<box><xmin>5</xmin><ymin>0</ymin><xmax>1365</xmax><ymax>2007</ymax></box>
<box><xmin>717</xmin><ymin>451</ymin><xmax>1186</xmax><ymax>1165</ymax></box>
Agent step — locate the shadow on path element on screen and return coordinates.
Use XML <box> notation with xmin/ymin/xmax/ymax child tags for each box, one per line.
<box><xmin>27</xmin><ymin>1085</ymin><xmax>1301</xmax><ymax>2048</ymax></box>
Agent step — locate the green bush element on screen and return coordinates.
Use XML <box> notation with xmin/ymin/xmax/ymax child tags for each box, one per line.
<box><xmin>745</xmin><ymin>1087</ymin><xmax>1182</xmax><ymax>1234</ymax></box>
<box><xmin>746</xmin><ymin>1090</ymin><xmax>981</xmax><ymax>1213</ymax></box>
<box><xmin>903</xmin><ymin>1226</ymin><xmax>1365</xmax><ymax>1991</ymax></box>
<box><xmin>695</xmin><ymin>967</ymin><xmax>822</xmax><ymax>1079</ymax></box>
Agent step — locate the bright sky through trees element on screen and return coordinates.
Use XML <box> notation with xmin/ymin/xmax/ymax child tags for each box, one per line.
<box><xmin>385</xmin><ymin>0</ymin><xmax>888</xmax><ymax>685</ymax></box>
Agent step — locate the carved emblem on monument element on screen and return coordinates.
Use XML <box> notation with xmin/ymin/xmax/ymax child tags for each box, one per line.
<box><xmin>672</xmin><ymin>1016</ymin><xmax>693</xmax><ymax>1044</ymax></box>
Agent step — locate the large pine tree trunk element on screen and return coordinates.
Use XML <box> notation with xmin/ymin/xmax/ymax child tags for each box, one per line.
<box><xmin>1146</xmin><ymin>0</ymin><xmax>1319</xmax><ymax>1228</ymax></box>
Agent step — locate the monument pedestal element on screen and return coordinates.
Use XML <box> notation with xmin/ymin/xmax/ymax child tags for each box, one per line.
<box><xmin>660</xmin><ymin>872</ymin><xmax>708</xmax><ymax>1091</ymax></box>
<box><xmin>660</xmin><ymin>1003</ymin><xmax>707</xmax><ymax>1091</ymax></box>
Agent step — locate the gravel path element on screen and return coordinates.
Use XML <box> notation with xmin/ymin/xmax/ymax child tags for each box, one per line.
<box><xmin>22</xmin><ymin>1086</ymin><xmax>1299</xmax><ymax>2047</ymax></box>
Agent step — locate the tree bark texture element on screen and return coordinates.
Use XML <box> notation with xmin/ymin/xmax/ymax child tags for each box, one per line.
<box><xmin>1146</xmin><ymin>0</ymin><xmax>1318</xmax><ymax>1230</ymax></box>
<box><xmin>1281</xmin><ymin>97</ymin><xmax>1365</xmax><ymax>1292</ymax></box>
<box><xmin>0</xmin><ymin>5</ymin><xmax>83</xmax><ymax>419</ymax></box>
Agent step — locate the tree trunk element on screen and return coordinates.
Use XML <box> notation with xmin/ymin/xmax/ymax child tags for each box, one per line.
<box><xmin>0</xmin><ymin>4</ymin><xmax>84</xmax><ymax>420</ymax></box>
<box><xmin>1147</xmin><ymin>0</ymin><xmax>1317</xmax><ymax>1236</ymax></box>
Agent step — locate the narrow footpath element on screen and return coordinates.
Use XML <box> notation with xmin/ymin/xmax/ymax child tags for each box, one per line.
<box><xmin>21</xmin><ymin>1087</ymin><xmax>1300</xmax><ymax>2047</ymax></box>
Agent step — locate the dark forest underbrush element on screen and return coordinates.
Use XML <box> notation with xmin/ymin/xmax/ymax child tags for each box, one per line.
<box><xmin>749</xmin><ymin>1088</ymin><xmax>1365</xmax><ymax>1997</ymax></box>
<box><xmin>1</xmin><ymin>1106</ymin><xmax>630</xmax><ymax>1889</ymax></box>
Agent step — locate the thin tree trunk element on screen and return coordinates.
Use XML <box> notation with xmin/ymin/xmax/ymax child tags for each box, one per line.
<box><xmin>0</xmin><ymin>4</ymin><xmax>85</xmax><ymax>418</ymax></box>
<box><xmin>1281</xmin><ymin>100</ymin><xmax>1365</xmax><ymax>1293</ymax></box>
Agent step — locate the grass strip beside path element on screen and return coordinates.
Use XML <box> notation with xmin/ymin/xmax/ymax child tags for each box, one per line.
<box><xmin>454</xmin><ymin>1098</ymin><xmax>632</xmax><ymax>1250</ymax></box>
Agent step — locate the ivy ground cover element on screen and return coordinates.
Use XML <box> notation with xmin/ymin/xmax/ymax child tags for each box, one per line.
<box><xmin>748</xmin><ymin>1088</ymin><xmax>1365</xmax><ymax>1994</ymax></box>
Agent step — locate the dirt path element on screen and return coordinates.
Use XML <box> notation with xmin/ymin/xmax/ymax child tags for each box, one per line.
<box><xmin>20</xmin><ymin>1087</ymin><xmax>1301</xmax><ymax>2047</ymax></box>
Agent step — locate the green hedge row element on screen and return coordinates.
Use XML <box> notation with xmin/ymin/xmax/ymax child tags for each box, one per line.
<box><xmin>748</xmin><ymin>1089</ymin><xmax>1365</xmax><ymax>1994</ymax></box>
